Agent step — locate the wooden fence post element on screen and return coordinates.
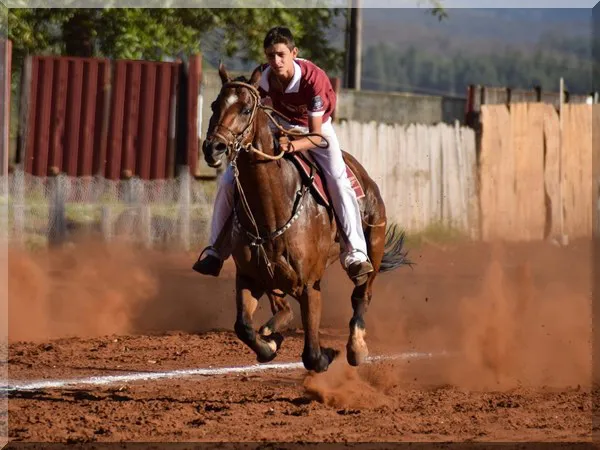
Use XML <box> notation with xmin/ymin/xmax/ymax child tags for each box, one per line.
<box><xmin>125</xmin><ymin>175</ymin><xmax>153</xmax><ymax>247</ymax></box>
<box><xmin>140</xmin><ymin>203</ymin><xmax>152</xmax><ymax>249</ymax></box>
<box><xmin>13</xmin><ymin>168</ymin><xmax>24</xmax><ymax>245</ymax></box>
<box><xmin>48</xmin><ymin>172</ymin><xmax>67</xmax><ymax>246</ymax></box>
<box><xmin>101</xmin><ymin>205</ymin><xmax>113</xmax><ymax>243</ymax></box>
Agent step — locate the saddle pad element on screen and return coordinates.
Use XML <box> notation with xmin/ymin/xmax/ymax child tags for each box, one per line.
<box><xmin>290</xmin><ymin>152</ymin><xmax>365</xmax><ymax>207</ymax></box>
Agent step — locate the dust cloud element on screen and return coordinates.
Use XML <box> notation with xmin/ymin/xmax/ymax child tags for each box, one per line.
<box><xmin>8</xmin><ymin>235</ymin><xmax>592</xmax><ymax>400</ymax></box>
<box><xmin>8</xmin><ymin>238</ymin><xmax>159</xmax><ymax>341</ymax></box>
<box><xmin>441</xmin><ymin>249</ymin><xmax>591</xmax><ymax>390</ymax></box>
<box><xmin>303</xmin><ymin>352</ymin><xmax>394</xmax><ymax>409</ymax></box>
<box><xmin>304</xmin><ymin>240</ymin><xmax>591</xmax><ymax>407</ymax></box>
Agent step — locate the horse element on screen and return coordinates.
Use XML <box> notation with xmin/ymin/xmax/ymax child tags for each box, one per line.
<box><xmin>201</xmin><ymin>63</ymin><xmax>410</xmax><ymax>373</ymax></box>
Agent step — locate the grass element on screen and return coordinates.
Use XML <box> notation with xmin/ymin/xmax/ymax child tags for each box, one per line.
<box><xmin>6</xmin><ymin>177</ymin><xmax>472</xmax><ymax>254</ymax></box>
<box><xmin>6</xmin><ymin>195</ymin><xmax>215</xmax><ymax>251</ymax></box>
<box><xmin>403</xmin><ymin>221</ymin><xmax>469</xmax><ymax>250</ymax></box>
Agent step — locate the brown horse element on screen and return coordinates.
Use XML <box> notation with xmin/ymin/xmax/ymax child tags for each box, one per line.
<box><xmin>201</xmin><ymin>64</ymin><xmax>409</xmax><ymax>373</ymax></box>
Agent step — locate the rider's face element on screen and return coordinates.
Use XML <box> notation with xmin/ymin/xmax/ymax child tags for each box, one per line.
<box><xmin>264</xmin><ymin>43</ymin><xmax>298</xmax><ymax>80</ymax></box>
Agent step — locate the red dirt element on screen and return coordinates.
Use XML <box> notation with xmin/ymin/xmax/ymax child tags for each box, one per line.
<box><xmin>5</xmin><ymin>236</ymin><xmax>594</xmax><ymax>443</ymax></box>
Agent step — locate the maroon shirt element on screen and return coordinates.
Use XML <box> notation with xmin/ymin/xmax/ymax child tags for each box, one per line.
<box><xmin>257</xmin><ymin>58</ymin><xmax>336</xmax><ymax>127</ymax></box>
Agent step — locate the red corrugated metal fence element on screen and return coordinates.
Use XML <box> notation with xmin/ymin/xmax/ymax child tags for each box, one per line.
<box><xmin>18</xmin><ymin>54</ymin><xmax>201</xmax><ymax>180</ymax></box>
<box><xmin>1</xmin><ymin>39</ymin><xmax>12</xmax><ymax>178</ymax></box>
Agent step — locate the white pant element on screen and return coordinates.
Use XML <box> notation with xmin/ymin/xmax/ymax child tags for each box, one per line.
<box><xmin>206</xmin><ymin>118</ymin><xmax>369</xmax><ymax>268</ymax></box>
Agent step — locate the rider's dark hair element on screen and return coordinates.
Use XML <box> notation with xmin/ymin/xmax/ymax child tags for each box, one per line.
<box><xmin>263</xmin><ymin>26</ymin><xmax>295</xmax><ymax>50</ymax></box>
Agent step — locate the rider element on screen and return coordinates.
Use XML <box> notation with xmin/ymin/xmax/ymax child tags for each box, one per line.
<box><xmin>193</xmin><ymin>26</ymin><xmax>374</xmax><ymax>285</ymax></box>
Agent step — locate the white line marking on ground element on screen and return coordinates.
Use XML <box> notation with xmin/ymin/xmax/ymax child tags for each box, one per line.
<box><xmin>1</xmin><ymin>351</ymin><xmax>445</xmax><ymax>393</ymax></box>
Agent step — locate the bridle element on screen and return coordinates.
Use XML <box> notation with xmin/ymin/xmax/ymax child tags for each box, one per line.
<box><xmin>208</xmin><ymin>80</ymin><xmax>329</xmax><ymax>164</ymax></box>
<box><xmin>209</xmin><ymin>81</ymin><xmax>262</xmax><ymax>164</ymax></box>
<box><xmin>206</xmin><ymin>80</ymin><xmax>329</xmax><ymax>279</ymax></box>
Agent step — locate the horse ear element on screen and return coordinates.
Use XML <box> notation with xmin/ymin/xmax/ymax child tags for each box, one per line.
<box><xmin>218</xmin><ymin>60</ymin><xmax>230</xmax><ymax>84</ymax></box>
<box><xmin>249</xmin><ymin>65</ymin><xmax>262</xmax><ymax>87</ymax></box>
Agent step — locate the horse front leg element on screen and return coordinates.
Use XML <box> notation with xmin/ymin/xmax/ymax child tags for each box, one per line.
<box><xmin>234</xmin><ymin>274</ymin><xmax>282</xmax><ymax>363</ymax></box>
<box><xmin>300</xmin><ymin>283</ymin><xmax>339</xmax><ymax>373</ymax></box>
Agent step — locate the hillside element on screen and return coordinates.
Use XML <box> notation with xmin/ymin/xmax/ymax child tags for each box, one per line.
<box><xmin>360</xmin><ymin>8</ymin><xmax>592</xmax><ymax>95</ymax></box>
<box><xmin>200</xmin><ymin>8</ymin><xmax>593</xmax><ymax>95</ymax></box>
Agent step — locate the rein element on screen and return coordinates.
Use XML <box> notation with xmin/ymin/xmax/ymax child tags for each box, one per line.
<box><xmin>210</xmin><ymin>80</ymin><xmax>324</xmax><ymax>279</ymax></box>
<box><xmin>212</xmin><ymin>81</ymin><xmax>329</xmax><ymax>162</ymax></box>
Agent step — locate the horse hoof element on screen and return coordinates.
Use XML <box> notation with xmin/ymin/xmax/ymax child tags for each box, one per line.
<box><xmin>255</xmin><ymin>334</ymin><xmax>283</xmax><ymax>363</ymax></box>
<box><xmin>304</xmin><ymin>357</ymin><xmax>328</xmax><ymax>373</ymax></box>
<box><xmin>262</xmin><ymin>332</ymin><xmax>284</xmax><ymax>349</ymax></box>
<box><xmin>346</xmin><ymin>344</ymin><xmax>368</xmax><ymax>366</ymax></box>
<box><xmin>322</xmin><ymin>347</ymin><xmax>340</xmax><ymax>365</ymax></box>
<box><xmin>256</xmin><ymin>351</ymin><xmax>277</xmax><ymax>363</ymax></box>
<box><xmin>302</xmin><ymin>347</ymin><xmax>340</xmax><ymax>373</ymax></box>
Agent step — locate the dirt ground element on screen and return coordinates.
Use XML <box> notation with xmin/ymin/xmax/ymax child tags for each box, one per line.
<box><xmin>4</xmin><ymin>235</ymin><xmax>594</xmax><ymax>444</ymax></box>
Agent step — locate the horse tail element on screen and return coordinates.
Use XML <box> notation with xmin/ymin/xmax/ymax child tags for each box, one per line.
<box><xmin>378</xmin><ymin>223</ymin><xmax>412</xmax><ymax>273</ymax></box>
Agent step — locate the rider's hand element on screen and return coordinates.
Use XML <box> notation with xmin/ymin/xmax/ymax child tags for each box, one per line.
<box><xmin>278</xmin><ymin>135</ymin><xmax>296</xmax><ymax>152</ymax></box>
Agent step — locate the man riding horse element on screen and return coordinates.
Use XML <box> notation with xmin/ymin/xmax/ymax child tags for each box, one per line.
<box><xmin>193</xmin><ymin>26</ymin><xmax>374</xmax><ymax>286</ymax></box>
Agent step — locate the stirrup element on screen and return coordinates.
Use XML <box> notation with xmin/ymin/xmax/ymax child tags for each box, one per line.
<box><xmin>199</xmin><ymin>245</ymin><xmax>220</xmax><ymax>259</ymax></box>
<box><xmin>192</xmin><ymin>246</ymin><xmax>224</xmax><ymax>277</ymax></box>
<box><xmin>346</xmin><ymin>260</ymin><xmax>374</xmax><ymax>286</ymax></box>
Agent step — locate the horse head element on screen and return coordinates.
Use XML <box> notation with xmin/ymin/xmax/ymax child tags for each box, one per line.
<box><xmin>202</xmin><ymin>63</ymin><xmax>263</xmax><ymax>168</ymax></box>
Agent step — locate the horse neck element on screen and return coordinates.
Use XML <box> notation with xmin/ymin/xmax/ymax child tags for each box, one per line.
<box><xmin>235</xmin><ymin>110</ymin><xmax>300</xmax><ymax>232</ymax></box>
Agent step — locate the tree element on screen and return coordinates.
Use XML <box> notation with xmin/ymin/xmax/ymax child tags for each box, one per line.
<box><xmin>427</xmin><ymin>0</ymin><xmax>448</xmax><ymax>21</ymax></box>
<box><xmin>361</xmin><ymin>39</ymin><xmax>592</xmax><ymax>96</ymax></box>
<box><xmin>6</xmin><ymin>8</ymin><xmax>345</xmax><ymax>73</ymax></box>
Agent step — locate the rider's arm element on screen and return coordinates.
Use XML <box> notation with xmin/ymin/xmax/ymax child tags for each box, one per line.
<box><xmin>285</xmin><ymin>115</ymin><xmax>326</xmax><ymax>152</ymax></box>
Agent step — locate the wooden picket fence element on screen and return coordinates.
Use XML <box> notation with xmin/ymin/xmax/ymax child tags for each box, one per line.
<box><xmin>479</xmin><ymin>103</ymin><xmax>594</xmax><ymax>241</ymax></box>
<box><xmin>337</xmin><ymin>120</ymin><xmax>478</xmax><ymax>235</ymax></box>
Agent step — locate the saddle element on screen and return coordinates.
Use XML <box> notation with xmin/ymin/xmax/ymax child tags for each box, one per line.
<box><xmin>287</xmin><ymin>152</ymin><xmax>365</xmax><ymax>208</ymax></box>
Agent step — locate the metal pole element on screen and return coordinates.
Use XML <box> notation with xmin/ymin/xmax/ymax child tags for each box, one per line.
<box><xmin>347</xmin><ymin>0</ymin><xmax>362</xmax><ymax>90</ymax></box>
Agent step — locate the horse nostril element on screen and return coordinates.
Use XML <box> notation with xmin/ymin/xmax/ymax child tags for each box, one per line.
<box><xmin>214</xmin><ymin>142</ymin><xmax>227</xmax><ymax>153</ymax></box>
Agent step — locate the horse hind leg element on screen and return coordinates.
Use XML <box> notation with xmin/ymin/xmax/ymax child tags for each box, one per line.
<box><xmin>347</xmin><ymin>219</ymin><xmax>385</xmax><ymax>366</ymax></box>
<box><xmin>234</xmin><ymin>274</ymin><xmax>282</xmax><ymax>363</ymax></box>
<box><xmin>259</xmin><ymin>291</ymin><xmax>294</xmax><ymax>343</ymax></box>
<box><xmin>347</xmin><ymin>282</ymin><xmax>370</xmax><ymax>366</ymax></box>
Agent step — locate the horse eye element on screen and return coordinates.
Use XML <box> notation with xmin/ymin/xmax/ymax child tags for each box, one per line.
<box><xmin>242</xmin><ymin>108</ymin><xmax>252</xmax><ymax>115</ymax></box>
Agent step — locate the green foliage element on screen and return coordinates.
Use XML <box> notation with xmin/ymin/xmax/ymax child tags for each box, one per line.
<box><xmin>5</xmin><ymin>4</ymin><xmax>451</xmax><ymax>75</ymax></box>
<box><xmin>6</xmin><ymin>8</ymin><xmax>345</xmax><ymax>73</ymax></box>
<box><xmin>427</xmin><ymin>0</ymin><xmax>448</xmax><ymax>21</ymax></box>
